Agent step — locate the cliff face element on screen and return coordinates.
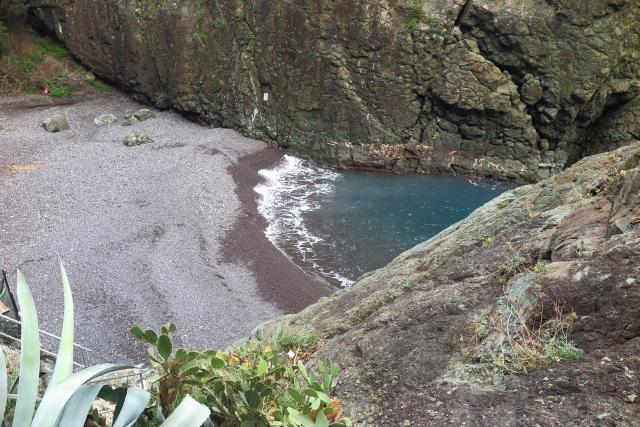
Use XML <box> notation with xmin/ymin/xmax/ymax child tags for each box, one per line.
<box><xmin>258</xmin><ymin>142</ymin><xmax>640</xmax><ymax>425</ymax></box>
<box><xmin>25</xmin><ymin>0</ymin><xmax>640</xmax><ymax>180</ymax></box>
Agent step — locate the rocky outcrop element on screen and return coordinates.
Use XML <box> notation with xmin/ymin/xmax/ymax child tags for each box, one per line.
<box><xmin>257</xmin><ymin>142</ymin><xmax>640</xmax><ymax>424</ymax></box>
<box><xmin>24</xmin><ymin>0</ymin><xmax>640</xmax><ymax>181</ymax></box>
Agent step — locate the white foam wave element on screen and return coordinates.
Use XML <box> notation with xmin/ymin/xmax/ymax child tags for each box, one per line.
<box><xmin>254</xmin><ymin>155</ymin><xmax>354</xmax><ymax>287</ymax></box>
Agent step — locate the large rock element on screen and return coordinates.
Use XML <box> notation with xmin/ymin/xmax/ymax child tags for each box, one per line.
<box><xmin>123</xmin><ymin>132</ymin><xmax>153</xmax><ymax>146</ymax></box>
<box><xmin>26</xmin><ymin>0</ymin><xmax>640</xmax><ymax>181</ymax></box>
<box><xmin>94</xmin><ymin>113</ymin><xmax>117</xmax><ymax>125</ymax></box>
<box><xmin>257</xmin><ymin>142</ymin><xmax>640</xmax><ymax>424</ymax></box>
<box><xmin>133</xmin><ymin>108</ymin><xmax>155</xmax><ymax>121</ymax></box>
<box><xmin>42</xmin><ymin>113</ymin><xmax>69</xmax><ymax>132</ymax></box>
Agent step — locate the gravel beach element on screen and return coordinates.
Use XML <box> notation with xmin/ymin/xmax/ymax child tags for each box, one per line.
<box><xmin>0</xmin><ymin>92</ymin><xmax>328</xmax><ymax>363</ymax></box>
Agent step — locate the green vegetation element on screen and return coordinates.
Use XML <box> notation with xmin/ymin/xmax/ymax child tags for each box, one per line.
<box><xmin>89</xmin><ymin>78</ymin><xmax>110</xmax><ymax>93</ymax></box>
<box><xmin>271</xmin><ymin>328</ymin><xmax>321</xmax><ymax>353</ymax></box>
<box><xmin>131</xmin><ymin>325</ymin><xmax>351</xmax><ymax>426</ymax></box>
<box><xmin>34</xmin><ymin>38</ymin><xmax>69</xmax><ymax>59</ymax></box>
<box><xmin>0</xmin><ymin>25</ymin><xmax>109</xmax><ymax>96</ymax></box>
<box><xmin>482</xmin><ymin>235</ymin><xmax>495</xmax><ymax>247</ymax></box>
<box><xmin>494</xmin><ymin>307</ymin><xmax>583</xmax><ymax>374</ymax></box>
<box><xmin>407</xmin><ymin>0</ymin><xmax>425</xmax><ymax>30</ymax></box>
<box><xmin>532</xmin><ymin>262</ymin><xmax>546</xmax><ymax>274</ymax></box>
<box><xmin>0</xmin><ymin>262</ymin><xmax>210</xmax><ymax>426</ymax></box>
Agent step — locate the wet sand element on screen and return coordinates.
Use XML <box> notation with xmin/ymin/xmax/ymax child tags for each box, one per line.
<box><xmin>224</xmin><ymin>149</ymin><xmax>332</xmax><ymax>311</ymax></box>
<box><xmin>0</xmin><ymin>92</ymin><xmax>328</xmax><ymax>363</ymax></box>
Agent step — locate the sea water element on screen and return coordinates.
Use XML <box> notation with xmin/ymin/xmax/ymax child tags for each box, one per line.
<box><xmin>255</xmin><ymin>155</ymin><xmax>513</xmax><ymax>287</ymax></box>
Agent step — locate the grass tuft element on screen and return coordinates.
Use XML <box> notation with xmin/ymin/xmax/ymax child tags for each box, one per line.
<box><xmin>493</xmin><ymin>302</ymin><xmax>583</xmax><ymax>374</ymax></box>
<box><xmin>89</xmin><ymin>79</ymin><xmax>110</xmax><ymax>93</ymax></box>
<box><xmin>271</xmin><ymin>329</ymin><xmax>321</xmax><ymax>352</ymax></box>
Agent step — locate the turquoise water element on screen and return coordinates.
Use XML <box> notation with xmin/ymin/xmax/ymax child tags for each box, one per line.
<box><xmin>255</xmin><ymin>156</ymin><xmax>513</xmax><ymax>287</ymax></box>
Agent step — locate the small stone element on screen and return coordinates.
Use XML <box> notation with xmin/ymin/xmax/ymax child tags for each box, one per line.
<box><xmin>122</xmin><ymin>115</ymin><xmax>139</xmax><ymax>126</ymax></box>
<box><xmin>627</xmin><ymin>394</ymin><xmax>637</xmax><ymax>403</ymax></box>
<box><xmin>94</xmin><ymin>113</ymin><xmax>117</xmax><ymax>125</ymax></box>
<box><xmin>286</xmin><ymin>349</ymin><xmax>295</xmax><ymax>359</ymax></box>
<box><xmin>123</xmin><ymin>132</ymin><xmax>154</xmax><ymax>147</ymax></box>
<box><xmin>85</xmin><ymin>71</ymin><xmax>96</xmax><ymax>82</ymax></box>
<box><xmin>42</xmin><ymin>113</ymin><xmax>69</xmax><ymax>133</ymax></box>
<box><xmin>626</xmin><ymin>278</ymin><xmax>636</xmax><ymax>285</ymax></box>
<box><xmin>601</xmin><ymin>356</ymin><xmax>612</xmax><ymax>364</ymax></box>
<box><xmin>133</xmin><ymin>108</ymin><xmax>156</xmax><ymax>121</ymax></box>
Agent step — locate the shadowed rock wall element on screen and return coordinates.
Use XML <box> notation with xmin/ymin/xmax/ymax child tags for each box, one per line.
<box><xmin>26</xmin><ymin>0</ymin><xmax>640</xmax><ymax>181</ymax></box>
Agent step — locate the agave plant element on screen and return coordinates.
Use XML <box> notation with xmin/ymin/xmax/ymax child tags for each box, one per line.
<box><xmin>1</xmin><ymin>261</ymin><xmax>210</xmax><ymax>426</ymax></box>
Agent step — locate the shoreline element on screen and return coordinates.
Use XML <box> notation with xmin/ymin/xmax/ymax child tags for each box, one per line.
<box><xmin>224</xmin><ymin>146</ymin><xmax>333</xmax><ymax>314</ymax></box>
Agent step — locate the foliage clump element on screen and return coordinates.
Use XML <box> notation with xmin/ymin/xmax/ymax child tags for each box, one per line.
<box><xmin>494</xmin><ymin>306</ymin><xmax>584</xmax><ymax>374</ymax></box>
<box><xmin>406</xmin><ymin>0</ymin><xmax>426</xmax><ymax>30</ymax></box>
<box><xmin>271</xmin><ymin>329</ymin><xmax>321</xmax><ymax>353</ymax></box>
<box><xmin>132</xmin><ymin>324</ymin><xmax>352</xmax><ymax>426</ymax></box>
<box><xmin>0</xmin><ymin>25</ymin><xmax>109</xmax><ymax>97</ymax></box>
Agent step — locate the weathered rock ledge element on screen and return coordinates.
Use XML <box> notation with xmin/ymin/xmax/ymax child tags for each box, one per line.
<box><xmin>257</xmin><ymin>142</ymin><xmax>640</xmax><ymax>424</ymax></box>
<box><xmin>22</xmin><ymin>0</ymin><xmax>640</xmax><ymax>181</ymax></box>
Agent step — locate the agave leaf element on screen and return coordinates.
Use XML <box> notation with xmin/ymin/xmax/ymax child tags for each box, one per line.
<box><xmin>49</xmin><ymin>259</ymin><xmax>74</xmax><ymax>388</ymax></box>
<box><xmin>13</xmin><ymin>270</ymin><xmax>40</xmax><ymax>427</ymax></box>
<box><xmin>160</xmin><ymin>395</ymin><xmax>210</xmax><ymax>427</ymax></box>
<box><xmin>0</xmin><ymin>346</ymin><xmax>7</xmax><ymax>421</ymax></box>
<box><xmin>31</xmin><ymin>363</ymin><xmax>133</xmax><ymax>427</ymax></box>
<box><xmin>157</xmin><ymin>335</ymin><xmax>172</xmax><ymax>360</ymax></box>
<box><xmin>57</xmin><ymin>383</ymin><xmax>102</xmax><ymax>427</ymax></box>
<box><xmin>112</xmin><ymin>388</ymin><xmax>151</xmax><ymax>427</ymax></box>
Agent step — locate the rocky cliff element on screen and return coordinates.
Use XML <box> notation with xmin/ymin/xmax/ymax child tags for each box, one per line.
<box><xmin>23</xmin><ymin>0</ymin><xmax>640</xmax><ymax>181</ymax></box>
<box><xmin>258</xmin><ymin>141</ymin><xmax>640</xmax><ymax>425</ymax></box>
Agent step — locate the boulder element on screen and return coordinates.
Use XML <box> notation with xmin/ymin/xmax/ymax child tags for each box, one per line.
<box><xmin>94</xmin><ymin>113</ymin><xmax>117</xmax><ymax>125</ymax></box>
<box><xmin>133</xmin><ymin>109</ymin><xmax>155</xmax><ymax>121</ymax></box>
<box><xmin>122</xmin><ymin>115</ymin><xmax>139</xmax><ymax>126</ymax></box>
<box><xmin>123</xmin><ymin>132</ymin><xmax>153</xmax><ymax>146</ymax></box>
<box><xmin>42</xmin><ymin>113</ymin><xmax>69</xmax><ymax>132</ymax></box>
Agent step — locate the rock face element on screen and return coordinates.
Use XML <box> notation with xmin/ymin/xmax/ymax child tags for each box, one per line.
<box><xmin>257</xmin><ymin>142</ymin><xmax>640</xmax><ymax>424</ymax></box>
<box><xmin>25</xmin><ymin>0</ymin><xmax>640</xmax><ymax>180</ymax></box>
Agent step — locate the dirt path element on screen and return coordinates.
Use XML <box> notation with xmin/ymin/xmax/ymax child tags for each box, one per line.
<box><xmin>0</xmin><ymin>92</ymin><xmax>327</xmax><ymax>363</ymax></box>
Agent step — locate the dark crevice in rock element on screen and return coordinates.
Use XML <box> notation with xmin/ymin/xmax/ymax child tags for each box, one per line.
<box><xmin>454</xmin><ymin>0</ymin><xmax>474</xmax><ymax>27</ymax></box>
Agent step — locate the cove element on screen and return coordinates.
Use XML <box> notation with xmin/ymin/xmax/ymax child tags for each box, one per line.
<box><xmin>256</xmin><ymin>155</ymin><xmax>514</xmax><ymax>287</ymax></box>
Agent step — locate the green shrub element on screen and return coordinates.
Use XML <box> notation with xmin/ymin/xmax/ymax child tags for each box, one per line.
<box><xmin>543</xmin><ymin>337</ymin><xmax>584</xmax><ymax>363</ymax></box>
<box><xmin>406</xmin><ymin>0</ymin><xmax>425</xmax><ymax>30</ymax></box>
<box><xmin>48</xmin><ymin>82</ymin><xmax>76</xmax><ymax>97</ymax></box>
<box><xmin>272</xmin><ymin>329</ymin><xmax>321</xmax><ymax>353</ymax></box>
<box><xmin>132</xmin><ymin>325</ymin><xmax>352</xmax><ymax>426</ymax></box>
<box><xmin>482</xmin><ymin>235</ymin><xmax>495</xmax><ymax>247</ymax></box>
